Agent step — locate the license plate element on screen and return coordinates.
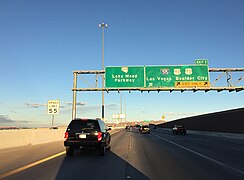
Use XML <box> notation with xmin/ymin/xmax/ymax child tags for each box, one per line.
<box><xmin>79</xmin><ymin>134</ymin><xmax>86</xmax><ymax>139</ymax></box>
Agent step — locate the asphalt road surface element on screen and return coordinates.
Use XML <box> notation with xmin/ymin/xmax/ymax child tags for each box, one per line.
<box><xmin>1</xmin><ymin>128</ymin><xmax>244</xmax><ymax>180</ymax></box>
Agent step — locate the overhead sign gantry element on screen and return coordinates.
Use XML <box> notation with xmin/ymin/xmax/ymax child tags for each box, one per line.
<box><xmin>72</xmin><ymin>69</ymin><xmax>244</xmax><ymax>92</ymax></box>
<box><xmin>71</xmin><ymin>60</ymin><xmax>244</xmax><ymax>119</ymax></box>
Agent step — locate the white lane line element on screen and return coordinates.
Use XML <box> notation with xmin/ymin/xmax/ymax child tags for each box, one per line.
<box><xmin>0</xmin><ymin>151</ymin><xmax>66</xmax><ymax>179</ymax></box>
<box><xmin>152</xmin><ymin>133</ymin><xmax>244</xmax><ymax>176</ymax></box>
<box><xmin>129</xmin><ymin>134</ymin><xmax>132</xmax><ymax>149</ymax></box>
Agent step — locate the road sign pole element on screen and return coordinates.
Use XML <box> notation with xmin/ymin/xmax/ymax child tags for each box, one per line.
<box><xmin>124</xmin><ymin>95</ymin><xmax>126</xmax><ymax>123</ymax></box>
<box><xmin>98</xmin><ymin>23</ymin><xmax>108</xmax><ymax>121</ymax></box>
<box><xmin>72</xmin><ymin>72</ymin><xmax>77</xmax><ymax>120</ymax></box>
<box><xmin>51</xmin><ymin>115</ymin><xmax>54</xmax><ymax>128</ymax></box>
<box><xmin>120</xmin><ymin>92</ymin><xmax>122</xmax><ymax>123</ymax></box>
<box><xmin>102</xmin><ymin>26</ymin><xmax>105</xmax><ymax>120</ymax></box>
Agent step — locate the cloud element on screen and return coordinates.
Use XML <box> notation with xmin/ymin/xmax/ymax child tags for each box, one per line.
<box><xmin>76</xmin><ymin>103</ymin><xmax>119</xmax><ymax>113</ymax></box>
<box><xmin>106</xmin><ymin>103</ymin><xmax>119</xmax><ymax>108</ymax></box>
<box><xmin>60</xmin><ymin>103</ymin><xmax>120</xmax><ymax>116</ymax></box>
<box><xmin>0</xmin><ymin>115</ymin><xmax>31</xmax><ymax>125</ymax></box>
<box><xmin>25</xmin><ymin>102</ymin><xmax>46</xmax><ymax>108</ymax></box>
<box><xmin>65</xmin><ymin>102</ymin><xmax>86</xmax><ymax>106</ymax></box>
<box><xmin>81</xmin><ymin>103</ymin><xmax>119</xmax><ymax>110</ymax></box>
<box><xmin>25</xmin><ymin>101</ymin><xmax>87</xmax><ymax>110</ymax></box>
<box><xmin>18</xmin><ymin>120</ymin><xmax>30</xmax><ymax>123</ymax></box>
<box><xmin>0</xmin><ymin>115</ymin><xmax>15</xmax><ymax>123</ymax></box>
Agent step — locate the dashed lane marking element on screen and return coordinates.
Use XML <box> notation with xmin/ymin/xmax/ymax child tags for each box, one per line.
<box><xmin>151</xmin><ymin>133</ymin><xmax>244</xmax><ymax>176</ymax></box>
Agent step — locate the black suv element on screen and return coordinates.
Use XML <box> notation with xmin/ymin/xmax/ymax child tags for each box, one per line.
<box><xmin>172</xmin><ymin>125</ymin><xmax>187</xmax><ymax>135</ymax></box>
<box><xmin>64</xmin><ymin>118</ymin><xmax>111</xmax><ymax>156</ymax></box>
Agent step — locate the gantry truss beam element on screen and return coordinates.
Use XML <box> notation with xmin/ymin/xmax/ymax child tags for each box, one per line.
<box><xmin>209</xmin><ymin>68</ymin><xmax>244</xmax><ymax>72</ymax></box>
<box><xmin>73</xmin><ymin>68</ymin><xmax>244</xmax><ymax>74</ymax></box>
<box><xmin>72</xmin><ymin>68</ymin><xmax>244</xmax><ymax>93</ymax></box>
<box><xmin>72</xmin><ymin>87</ymin><xmax>244</xmax><ymax>92</ymax></box>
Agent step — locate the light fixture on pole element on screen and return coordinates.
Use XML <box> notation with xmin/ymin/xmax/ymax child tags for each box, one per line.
<box><xmin>98</xmin><ymin>23</ymin><xmax>108</xmax><ymax>120</ymax></box>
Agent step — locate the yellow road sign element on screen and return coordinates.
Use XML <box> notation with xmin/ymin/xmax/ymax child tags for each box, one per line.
<box><xmin>175</xmin><ymin>81</ymin><xmax>210</xmax><ymax>88</ymax></box>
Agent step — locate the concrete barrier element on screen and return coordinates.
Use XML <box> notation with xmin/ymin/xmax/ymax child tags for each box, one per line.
<box><xmin>0</xmin><ymin>127</ymin><xmax>66</xmax><ymax>150</ymax></box>
<box><xmin>155</xmin><ymin>128</ymin><xmax>244</xmax><ymax>140</ymax></box>
<box><xmin>158</xmin><ymin>108</ymin><xmax>244</xmax><ymax>134</ymax></box>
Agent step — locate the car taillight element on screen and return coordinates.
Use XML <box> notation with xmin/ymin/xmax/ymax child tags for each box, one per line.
<box><xmin>64</xmin><ymin>132</ymin><xmax>69</xmax><ymax>139</ymax></box>
<box><xmin>97</xmin><ymin>132</ymin><xmax>102</xmax><ymax>142</ymax></box>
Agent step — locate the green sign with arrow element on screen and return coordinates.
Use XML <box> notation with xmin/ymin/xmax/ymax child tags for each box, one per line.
<box><xmin>145</xmin><ymin>65</ymin><xmax>210</xmax><ymax>88</ymax></box>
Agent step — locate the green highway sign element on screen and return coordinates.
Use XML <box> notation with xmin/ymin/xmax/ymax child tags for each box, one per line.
<box><xmin>105</xmin><ymin>65</ymin><xmax>210</xmax><ymax>88</ymax></box>
<box><xmin>145</xmin><ymin>65</ymin><xmax>210</xmax><ymax>88</ymax></box>
<box><xmin>195</xmin><ymin>59</ymin><xmax>208</xmax><ymax>65</ymax></box>
<box><xmin>105</xmin><ymin>66</ymin><xmax>144</xmax><ymax>88</ymax></box>
<box><xmin>144</xmin><ymin>120</ymin><xmax>151</xmax><ymax>122</ymax></box>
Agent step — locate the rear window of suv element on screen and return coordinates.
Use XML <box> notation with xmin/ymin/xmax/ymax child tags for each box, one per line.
<box><xmin>142</xmin><ymin>125</ymin><xmax>149</xmax><ymax>128</ymax></box>
<box><xmin>67</xmin><ymin>120</ymin><xmax>100</xmax><ymax>132</ymax></box>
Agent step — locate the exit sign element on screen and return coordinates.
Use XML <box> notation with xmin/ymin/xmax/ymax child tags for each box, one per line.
<box><xmin>195</xmin><ymin>59</ymin><xmax>208</xmax><ymax>65</ymax></box>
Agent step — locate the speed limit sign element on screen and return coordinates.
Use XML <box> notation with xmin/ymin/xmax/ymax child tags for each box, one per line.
<box><xmin>48</xmin><ymin>100</ymin><xmax>60</xmax><ymax>115</ymax></box>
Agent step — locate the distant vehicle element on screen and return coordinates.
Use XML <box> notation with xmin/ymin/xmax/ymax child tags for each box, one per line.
<box><xmin>134</xmin><ymin>124</ymin><xmax>140</xmax><ymax>129</ymax></box>
<box><xmin>149</xmin><ymin>124</ymin><xmax>157</xmax><ymax>129</ymax></box>
<box><xmin>107</xmin><ymin>125</ymin><xmax>114</xmax><ymax>130</ymax></box>
<box><xmin>172</xmin><ymin>125</ymin><xmax>187</xmax><ymax>135</ymax></box>
<box><xmin>140</xmin><ymin>125</ymin><xmax>150</xmax><ymax>134</ymax></box>
<box><xmin>64</xmin><ymin>118</ymin><xmax>111</xmax><ymax>156</ymax></box>
<box><xmin>125</xmin><ymin>125</ymin><xmax>131</xmax><ymax>130</ymax></box>
<box><xmin>50</xmin><ymin>126</ymin><xmax>58</xmax><ymax>130</ymax></box>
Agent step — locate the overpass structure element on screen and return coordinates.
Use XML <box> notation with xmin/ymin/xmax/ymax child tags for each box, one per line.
<box><xmin>71</xmin><ymin>67</ymin><xmax>244</xmax><ymax>119</ymax></box>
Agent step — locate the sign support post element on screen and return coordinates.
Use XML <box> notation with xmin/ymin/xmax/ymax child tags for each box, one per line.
<box><xmin>51</xmin><ymin>115</ymin><xmax>55</xmax><ymax>129</ymax></box>
<box><xmin>72</xmin><ymin>72</ymin><xmax>77</xmax><ymax>120</ymax></box>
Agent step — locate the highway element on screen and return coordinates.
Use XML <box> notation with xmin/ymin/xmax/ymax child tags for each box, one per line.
<box><xmin>1</xmin><ymin>128</ymin><xmax>244</xmax><ymax>180</ymax></box>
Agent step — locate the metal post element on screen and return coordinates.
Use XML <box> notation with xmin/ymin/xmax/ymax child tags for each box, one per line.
<box><xmin>52</xmin><ymin>115</ymin><xmax>54</xmax><ymax>128</ymax></box>
<box><xmin>120</xmin><ymin>92</ymin><xmax>122</xmax><ymax>123</ymax></box>
<box><xmin>72</xmin><ymin>72</ymin><xmax>77</xmax><ymax>120</ymax></box>
<box><xmin>226</xmin><ymin>71</ymin><xmax>232</xmax><ymax>87</ymax></box>
<box><xmin>102</xmin><ymin>26</ymin><xmax>105</xmax><ymax>120</ymax></box>
<box><xmin>98</xmin><ymin>23</ymin><xmax>108</xmax><ymax>120</ymax></box>
<box><xmin>124</xmin><ymin>94</ymin><xmax>126</xmax><ymax>123</ymax></box>
<box><xmin>95</xmin><ymin>74</ymin><xmax>98</xmax><ymax>88</ymax></box>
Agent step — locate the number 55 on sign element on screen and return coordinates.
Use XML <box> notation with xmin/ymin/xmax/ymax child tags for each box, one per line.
<box><xmin>48</xmin><ymin>100</ymin><xmax>60</xmax><ymax>115</ymax></box>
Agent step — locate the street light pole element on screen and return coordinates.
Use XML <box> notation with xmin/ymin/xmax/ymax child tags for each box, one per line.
<box><xmin>124</xmin><ymin>94</ymin><xmax>126</xmax><ymax>123</ymax></box>
<box><xmin>120</xmin><ymin>92</ymin><xmax>122</xmax><ymax>123</ymax></box>
<box><xmin>98</xmin><ymin>23</ymin><xmax>108</xmax><ymax>120</ymax></box>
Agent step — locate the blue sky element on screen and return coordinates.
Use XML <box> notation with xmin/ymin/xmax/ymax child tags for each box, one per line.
<box><xmin>0</xmin><ymin>0</ymin><xmax>244</xmax><ymax>127</ymax></box>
